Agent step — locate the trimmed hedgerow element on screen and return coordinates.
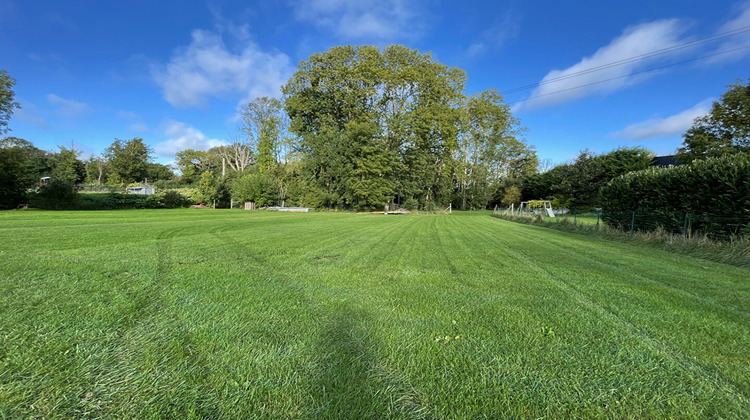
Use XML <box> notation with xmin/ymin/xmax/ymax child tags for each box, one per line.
<box><xmin>600</xmin><ymin>153</ymin><xmax>750</xmax><ymax>237</ymax></box>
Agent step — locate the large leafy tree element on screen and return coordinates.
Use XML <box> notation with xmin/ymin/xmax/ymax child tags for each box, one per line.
<box><xmin>104</xmin><ymin>138</ymin><xmax>152</xmax><ymax>184</ymax></box>
<box><xmin>50</xmin><ymin>146</ymin><xmax>86</xmax><ymax>184</ymax></box>
<box><xmin>0</xmin><ymin>146</ymin><xmax>31</xmax><ymax>208</ymax></box>
<box><xmin>0</xmin><ymin>70</ymin><xmax>20</xmax><ymax>135</ymax></box>
<box><xmin>240</xmin><ymin>97</ymin><xmax>286</xmax><ymax>172</ymax></box>
<box><xmin>0</xmin><ymin>137</ymin><xmax>52</xmax><ymax>208</ymax></box>
<box><xmin>283</xmin><ymin>45</ymin><xmax>465</xmax><ymax>210</ymax></box>
<box><xmin>455</xmin><ymin>89</ymin><xmax>537</xmax><ymax>210</ymax></box>
<box><xmin>677</xmin><ymin>78</ymin><xmax>750</xmax><ymax>162</ymax></box>
<box><xmin>175</xmin><ymin>149</ymin><xmax>219</xmax><ymax>183</ymax></box>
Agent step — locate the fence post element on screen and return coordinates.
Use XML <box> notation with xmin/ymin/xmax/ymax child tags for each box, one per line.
<box><xmin>630</xmin><ymin>211</ymin><xmax>636</xmax><ymax>235</ymax></box>
<box><xmin>596</xmin><ymin>209</ymin><xmax>600</xmax><ymax>228</ymax></box>
<box><xmin>573</xmin><ymin>209</ymin><xmax>577</xmax><ymax>225</ymax></box>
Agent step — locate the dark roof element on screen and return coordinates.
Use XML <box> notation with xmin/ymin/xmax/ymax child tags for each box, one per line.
<box><xmin>650</xmin><ymin>155</ymin><xmax>683</xmax><ymax>167</ymax></box>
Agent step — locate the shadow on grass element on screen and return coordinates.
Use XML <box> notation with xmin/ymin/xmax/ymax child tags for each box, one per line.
<box><xmin>308</xmin><ymin>306</ymin><xmax>381</xmax><ymax>419</ymax></box>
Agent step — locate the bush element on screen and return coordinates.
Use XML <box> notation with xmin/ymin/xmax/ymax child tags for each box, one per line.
<box><xmin>403</xmin><ymin>198</ymin><xmax>419</xmax><ymax>211</ymax></box>
<box><xmin>600</xmin><ymin>153</ymin><xmax>750</xmax><ymax>237</ymax></box>
<box><xmin>162</xmin><ymin>191</ymin><xmax>189</xmax><ymax>208</ymax></box>
<box><xmin>30</xmin><ymin>181</ymin><xmax>79</xmax><ymax>209</ymax></box>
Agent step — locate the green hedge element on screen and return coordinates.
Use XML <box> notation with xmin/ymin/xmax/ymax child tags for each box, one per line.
<box><xmin>600</xmin><ymin>153</ymin><xmax>750</xmax><ymax>237</ymax></box>
<box><xmin>29</xmin><ymin>191</ymin><xmax>191</xmax><ymax>210</ymax></box>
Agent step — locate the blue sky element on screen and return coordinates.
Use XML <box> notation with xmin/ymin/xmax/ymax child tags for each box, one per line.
<box><xmin>2</xmin><ymin>0</ymin><xmax>750</xmax><ymax>165</ymax></box>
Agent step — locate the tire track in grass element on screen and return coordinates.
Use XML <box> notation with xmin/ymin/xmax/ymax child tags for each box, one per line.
<box><xmin>473</xmin><ymin>218</ymin><xmax>750</xmax><ymax>413</ymax></box>
<box><xmin>204</xmin><ymin>214</ymin><xmax>425</xmax><ymax>416</ymax></box>
<box><xmin>76</xmin><ymin>226</ymin><xmax>221</xmax><ymax>418</ymax></box>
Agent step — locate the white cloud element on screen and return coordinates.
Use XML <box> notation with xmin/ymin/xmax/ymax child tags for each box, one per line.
<box><xmin>290</xmin><ymin>0</ymin><xmax>421</xmax><ymax>39</ymax></box>
<box><xmin>153</xmin><ymin>28</ymin><xmax>292</xmax><ymax>108</ymax></box>
<box><xmin>46</xmin><ymin>94</ymin><xmax>91</xmax><ymax>118</ymax></box>
<box><xmin>153</xmin><ymin>121</ymin><xmax>227</xmax><ymax>157</ymax></box>
<box><xmin>613</xmin><ymin>99</ymin><xmax>713</xmax><ymax>140</ymax></box>
<box><xmin>708</xmin><ymin>1</ymin><xmax>750</xmax><ymax>63</ymax></box>
<box><xmin>518</xmin><ymin>19</ymin><xmax>690</xmax><ymax>110</ymax></box>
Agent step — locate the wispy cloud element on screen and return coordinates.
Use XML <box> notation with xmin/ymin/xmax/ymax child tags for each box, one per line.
<box><xmin>129</xmin><ymin>123</ymin><xmax>149</xmax><ymax>133</ymax></box>
<box><xmin>613</xmin><ymin>99</ymin><xmax>713</xmax><ymax>140</ymax></box>
<box><xmin>46</xmin><ymin>94</ymin><xmax>91</xmax><ymax>118</ymax></box>
<box><xmin>153</xmin><ymin>26</ymin><xmax>292</xmax><ymax>108</ymax></box>
<box><xmin>517</xmin><ymin>19</ymin><xmax>690</xmax><ymax>110</ymax></box>
<box><xmin>117</xmin><ymin>110</ymin><xmax>138</xmax><ymax>119</ymax></box>
<box><xmin>290</xmin><ymin>0</ymin><xmax>423</xmax><ymax>40</ymax></box>
<box><xmin>467</xmin><ymin>11</ymin><xmax>521</xmax><ymax>57</ymax></box>
<box><xmin>153</xmin><ymin>121</ymin><xmax>226</xmax><ymax>157</ymax></box>
<box><xmin>14</xmin><ymin>100</ymin><xmax>48</xmax><ymax>129</ymax></box>
<box><xmin>708</xmin><ymin>0</ymin><xmax>750</xmax><ymax>63</ymax></box>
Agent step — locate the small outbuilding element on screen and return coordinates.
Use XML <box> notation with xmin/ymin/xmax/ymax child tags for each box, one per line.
<box><xmin>126</xmin><ymin>185</ymin><xmax>155</xmax><ymax>195</ymax></box>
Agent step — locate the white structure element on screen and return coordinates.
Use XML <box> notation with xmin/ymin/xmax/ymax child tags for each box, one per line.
<box><xmin>126</xmin><ymin>185</ymin><xmax>155</xmax><ymax>195</ymax></box>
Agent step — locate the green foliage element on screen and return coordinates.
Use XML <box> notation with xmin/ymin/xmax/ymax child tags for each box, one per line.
<box><xmin>283</xmin><ymin>44</ymin><xmax>466</xmax><ymax>210</ymax></box>
<box><xmin>30</xmin><ymin>180</ymin><xmax>79</xmax><ymax>209</ymax></box>
<box><xmin>241</xmin><ymin>96</ymin><xmax>284</xmax><ymax>172</ymax></box>
<box><xmin>0</xmin><ymin>69</ymin><xmax>20</xmax><ymax>135</ymax></box>
<box><xmin>677</xmin><ymin>79</ymin><xmax>750</xmax><ymax>162</ymax></box>
<box><xmin>522</xmin><ymin>147</ymin><xmax>654</xmax><ymax>211</ymax></box>
<box><xmin>175</xmin><ymin>149</ymin><xmax>219</xmax><ymax>183</ymax></box>
<box><xmin>146</xmin><ymin>162</ymin><xmax>175</xmax><ymax>182</ymax></box>
<box><xmin>84</xmin><ymin>156</ymin><xmax>108</xmax><ymax>184</ymax></box>
<box><xmin>104</xmin><ymin>138</ymin><xmax>152</xmax><ymax>184</ymax></box>
<box><xmin>455</xmin><ymin>90</ymin><xmax>536</xmax><ymax>210</ymax></box>
<box><xmin>194</xmin><ymin>170</ymin><xmax>230</xmax><ymax>207</ymax></box>
<box><xmin>0</xmin><ymin>146</ymin><xmax>32</xmax><ymax>209</ymax></box>
<box><xmin>231</xmin><ymin>171</ymin><xmax>279</xmax><ymax>207</ymax></box>
<box><xmin>600</xmin><ymin>153</ymin><xmax>750</xmax><ymax>237</ymax></box>
<box><xmin>161</xmin><ymin>190</ymin><xmax>190</xmax><ymax>208</ymax></box>
<box><xmin>50</xmin><ymin>146</ymin><xmax>86</xmax><ymax>184</ymax></box>
<box><xmin>500</xmin><ymin>185</ymin><xmax>522</xmax><ymax>206</ymax></box>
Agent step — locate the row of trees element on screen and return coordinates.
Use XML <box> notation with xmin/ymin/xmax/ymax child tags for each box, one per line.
<box><xmin>169</xmin><ymin>46</ymin><xmax>539</xmax><ymax>211</ymax></box>
<box><xmin>2</xmin><ymin>62</ymin><xmax>748</xmax><ymax>211</ymax></box>
<box><xmin>0</xmin><ymin>135</ymin><xmax>176</xmax><ymax>209</ymax></box>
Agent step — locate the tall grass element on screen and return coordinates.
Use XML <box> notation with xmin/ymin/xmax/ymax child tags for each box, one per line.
<box><xmin>492</xmin><ymin>212</ymin><xmax>750</xmax><ymax>269</ymax></box>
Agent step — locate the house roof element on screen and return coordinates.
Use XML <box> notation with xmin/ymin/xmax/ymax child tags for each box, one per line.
<box><xmin>650</xmin><ymin>155</ymin><xmax>682</xmax><ymax>167</ymax></box>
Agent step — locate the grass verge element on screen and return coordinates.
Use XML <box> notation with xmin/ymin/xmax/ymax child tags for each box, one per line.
<box><xmin>492</xmin><ymin>212</ymin><xmax>750</xmax><ymax>269</ymax></box>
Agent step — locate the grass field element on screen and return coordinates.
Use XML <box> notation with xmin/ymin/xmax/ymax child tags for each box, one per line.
<box><xmin>1</xmin><ymin>210</ymin><xmax>749</xmax><ymax>418</ymax></box>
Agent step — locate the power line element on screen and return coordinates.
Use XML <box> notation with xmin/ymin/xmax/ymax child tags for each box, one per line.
<box><xmin>502</xmin><ymin>24</ymin><xmax>750</xmax><ymax>95</ymax></box>
<box><xmin>508</xmin><ymin>44</ymin><xmax>750</xmax><ymax>105</ymax></box>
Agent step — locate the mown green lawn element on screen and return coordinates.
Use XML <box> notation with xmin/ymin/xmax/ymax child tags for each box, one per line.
<box><xmin>1</xmin><ymin>209</ymin><xmax>749</xmax><ymax>418</ymax></box>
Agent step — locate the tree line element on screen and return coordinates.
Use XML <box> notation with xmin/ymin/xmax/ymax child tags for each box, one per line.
<box><xmin>1</xmin><ymin>53</ymin><xmax>749</xmax><ymax>211</ymax></box>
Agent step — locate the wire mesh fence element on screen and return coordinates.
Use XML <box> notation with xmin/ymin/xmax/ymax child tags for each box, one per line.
<box><xmin>493</xmin><ymin>206</ymin><xmax>750</xmax><ymax>239</ymax></box>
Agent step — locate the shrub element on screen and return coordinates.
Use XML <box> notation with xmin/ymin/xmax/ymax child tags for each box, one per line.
<box><xmin>403</xmin><ymin>198</ymin><xmax>419</xmax><ymax>211</ymax></box>
<box><xmin>600</xmin><ymin>153</ymin><xmax>750</xmax><ymax>237</ymax></box>
<box><xmin>162</xmin><ymin>191</ymin><xmax>189</xmax><ymax>208</ymax></box>
<box><xmin>30</xmin><ymin>181</ymin><xmax>79</xmax><ymax>209</ymax></box>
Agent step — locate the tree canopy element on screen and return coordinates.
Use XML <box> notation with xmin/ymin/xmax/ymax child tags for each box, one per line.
<box><xmin>677</xmin><ymin>79</ymin><xmax>750</xmax><ymax>162</ymax></box>
<box><xmin>0</xmin><ymin>70</ymin><xmax>20</xmax><ymax>135</ymax></box>
<box><xmin>104</xmin><ymin>138</ymin><xmax>152</xmax><ymax>184</ymax></box>
<box><xmin>283</xmin><ymin>44</ymin><xmax>530</xmax><ymax>210</ymax></box>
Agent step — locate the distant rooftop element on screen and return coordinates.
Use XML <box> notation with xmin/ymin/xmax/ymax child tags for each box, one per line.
<box><xmin>650</xmin><ymin>155</ymin><xmax>683</xmax><ymax>167</ymax></box>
